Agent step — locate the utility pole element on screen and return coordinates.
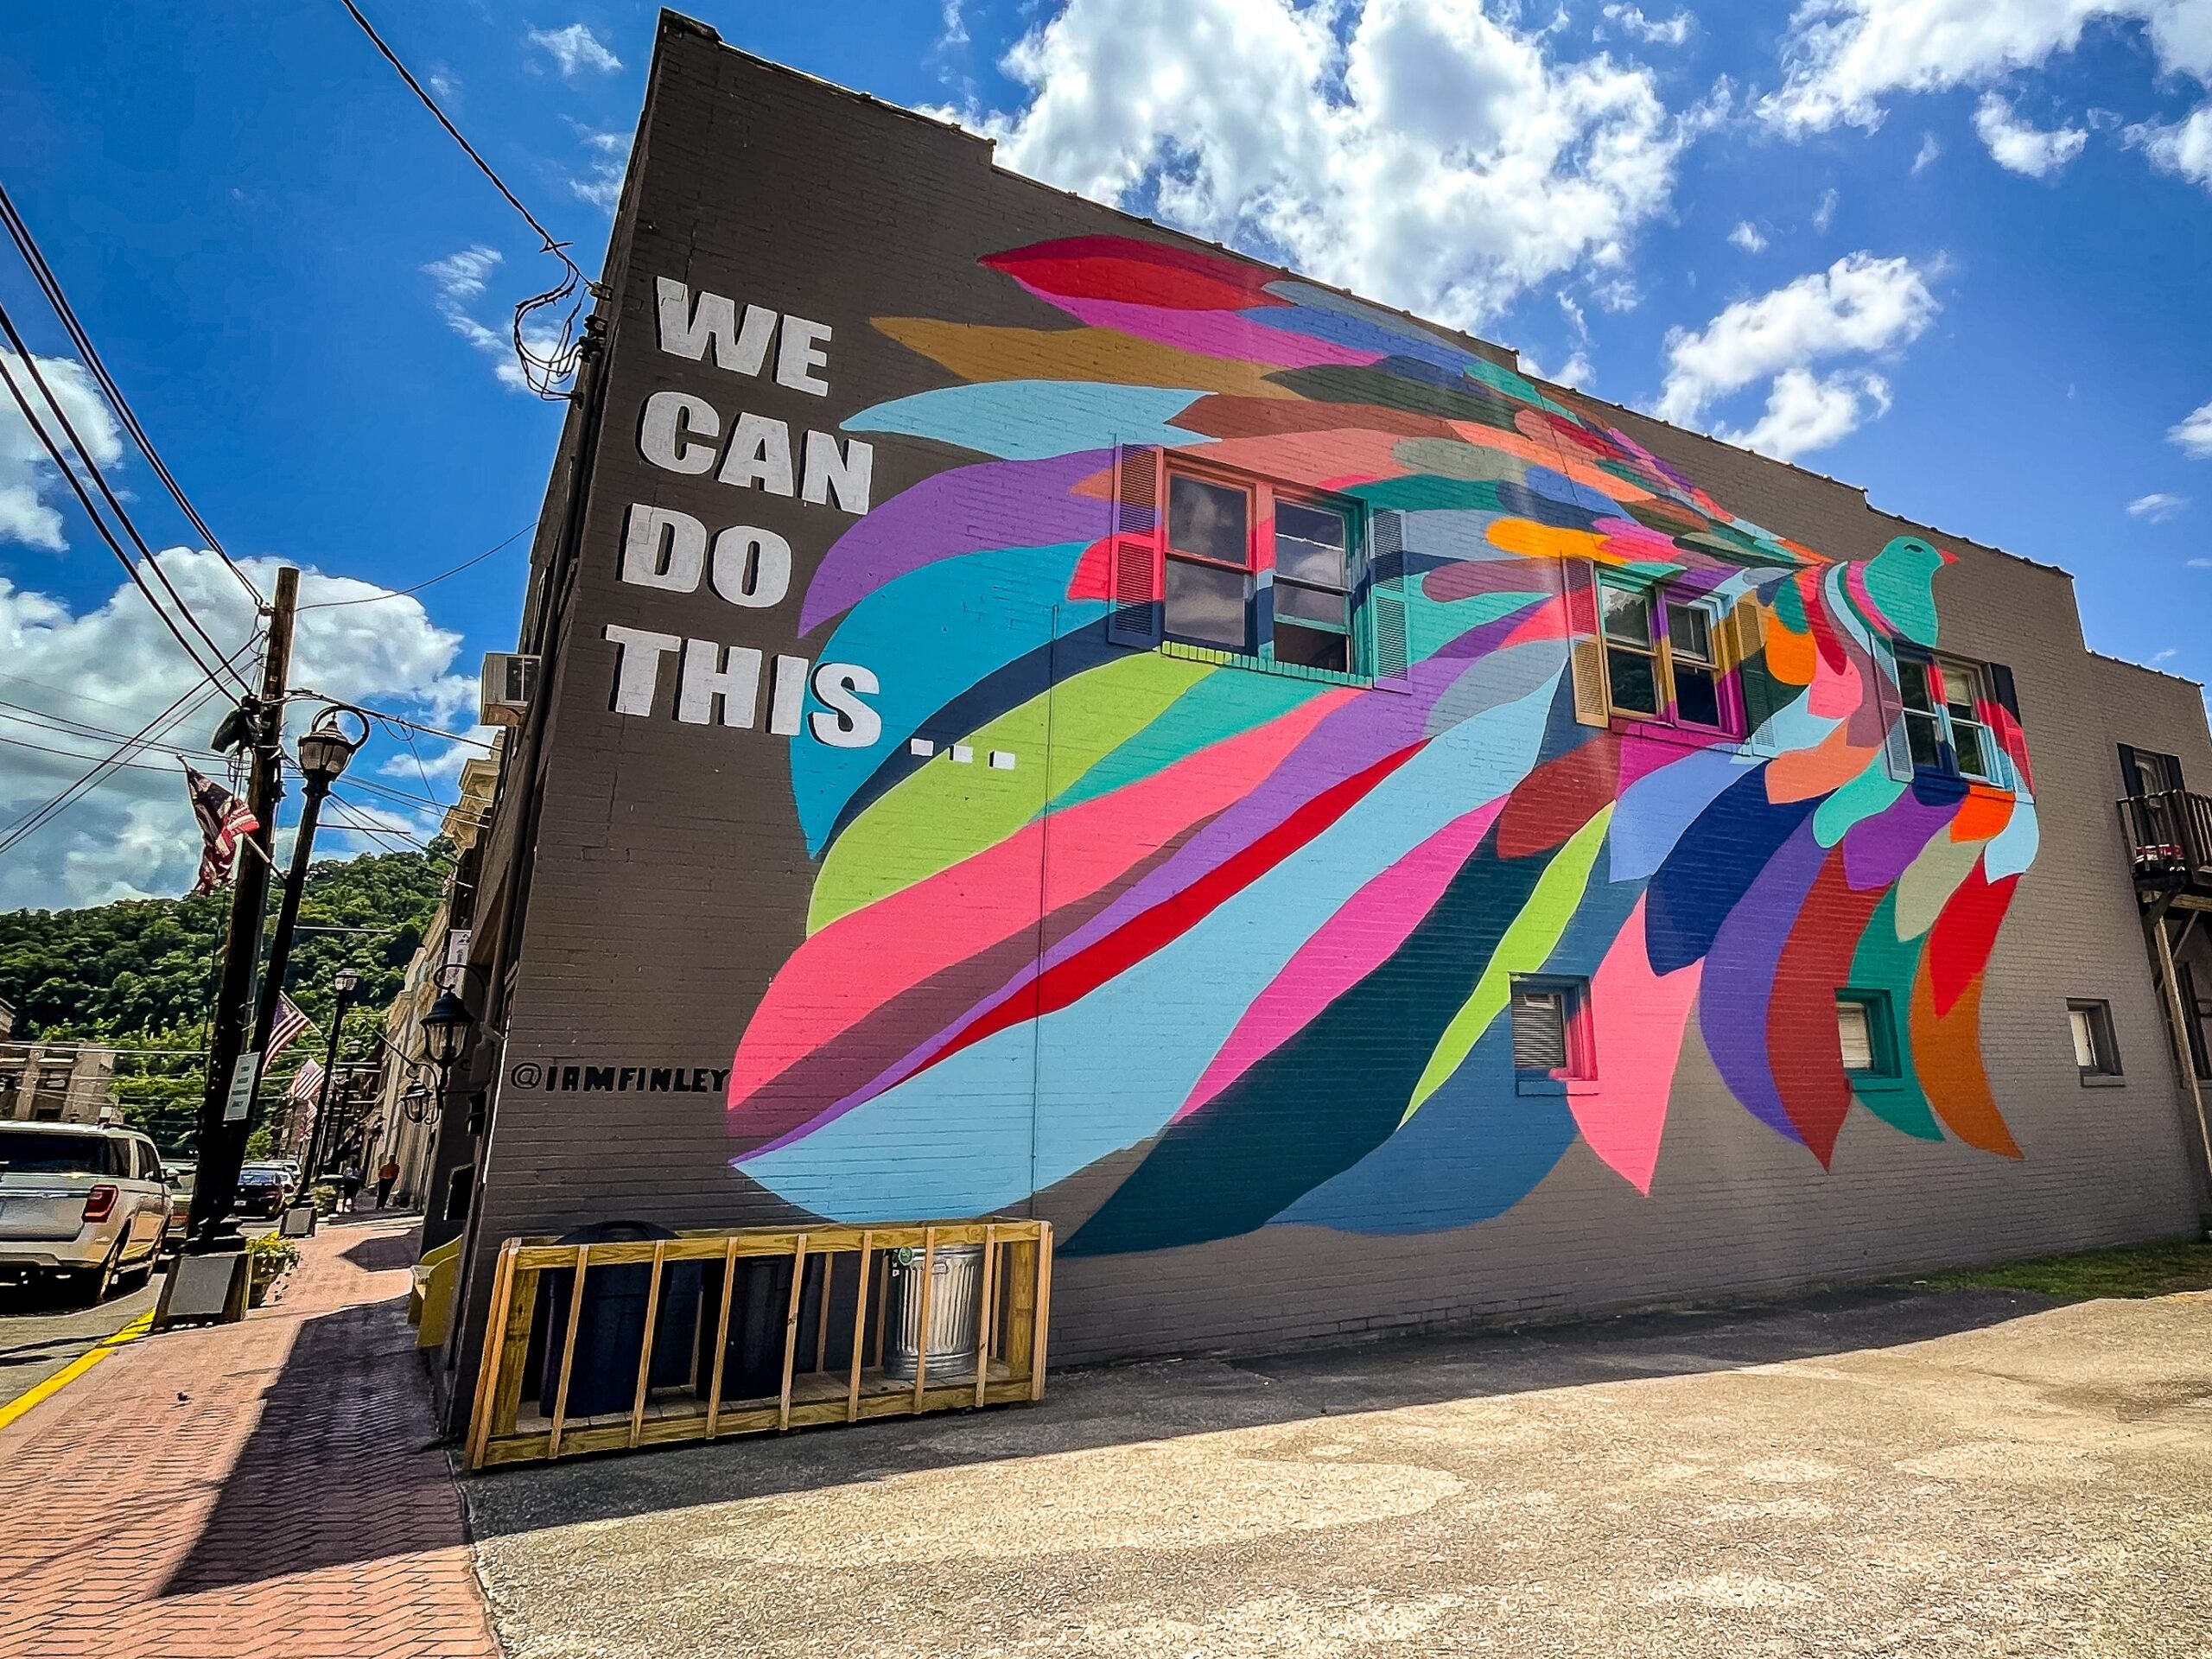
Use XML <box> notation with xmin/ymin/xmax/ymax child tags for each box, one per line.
<box><xmin>185</xmin><ymin>566</ymin><xmax>297</xmax><ymax>1246</ymax></box>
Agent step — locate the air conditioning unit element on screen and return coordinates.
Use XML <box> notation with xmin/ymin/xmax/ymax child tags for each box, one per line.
<box><xmin>480</xmin><ymin>653</ymin><xmax>540</xmax><ymax>728</ymax></box>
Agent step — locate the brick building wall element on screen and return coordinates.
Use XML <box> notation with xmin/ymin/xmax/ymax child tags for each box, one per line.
<box><xmin>441</xmin><ymin>16</ymin><xmax>2212</xmax><ymax>1402</ymax></box>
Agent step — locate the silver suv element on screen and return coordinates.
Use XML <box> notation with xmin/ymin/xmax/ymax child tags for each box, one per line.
<box><xmin>0</xmin><ymin>1122</ymin><xmax>172</xmax><ymax>1303</ymax></box>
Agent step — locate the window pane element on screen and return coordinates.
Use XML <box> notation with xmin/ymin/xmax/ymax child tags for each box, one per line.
<box><xmin>1897</xmin><ymin>664</ymin><xmax>1936</xmax><ymax>715</ymax></box>
<box><xmin>1274</xmin><ymin>503</ymin><xmax>1347</xmax><ymax>588</ymax></box>
<box><xmin>1905</xmin><ymin>710</ymin><xmax>1943</xmax><ymax>770</ymax></box>
<box><xmin>1165</xmin><ymin>556</ymin><xmax>1249</xmax><ymax>651</ymax></box>
<box><xmin>1273</xmin><ymin>579</ymin><xmax>1346</xmax><ymax>628</ymax></box>
<box><xmin>1837</xmin><ymin>1001</ymin><xmax>1875</xmax><ymax>1072</ymax></box>
<box><xmin>1953</xmin><ymin>718</ymin><xmax>1991</xmax><ymax>779</ymax></box>
<box><xmin>1511</xmin><ymin>991</ymin><xmax>1568</xmax><ymax>1072</ymax></box>
<box><xmin>1168</xmin><ymin>475</ymin><xmax>1249</xmax><ymax>566</ymax></box>
<box><xmin>1666</xmin><ymin>602</ymin><xmax>1713</xmax><ymax>664</ymax></box>
<box><xmin>2070</xmin><ymin>1007</ymin><xmax>2099</xmax><ymax>1070</ymax></box>
<box><xmin>1675</xmin><ymin>664</ymin><xmax>1721</xmax><ymax>728</ymax></box>
<box><xmin>1600</xmin><ymin>583</ymin><xmax>1652</xmax><ymax>645</ymax></box>
<box><xmin>1607</xmin><ymin>647</ymin><xmax>1660</xmax><ymax>715</ymax></box>
<box><xmin>1274</xmin><ymin>622</ymin><xmax>1349</xmax><ymax>672</ymax></box>
<box><xmin>1940</xmin><ymin>664</ymin><xmax>1980</xmax><ymax>709</ymax></box>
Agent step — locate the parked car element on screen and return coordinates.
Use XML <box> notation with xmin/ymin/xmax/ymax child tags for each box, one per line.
<box><xmin>234</xmin><ymin>1162</ymin><xmax>293</xmax><ymax>1219</ymax></box>
<box><xmin>162</xmin><ymin>1160</ymin><xmax>197</xmax><ymax>1243</ymax></box>
<box><xmin>0</xmin><ymin>1122</ymin><xmax>172</xmax><ymax>1302</ymax></box>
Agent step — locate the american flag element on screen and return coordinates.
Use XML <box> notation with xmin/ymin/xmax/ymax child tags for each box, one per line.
<box><xmin>288</xmin><ymin>1058</ymin><xmax>325</xmax><ymax>1103</ymax></box>
<box><xmin>267</xmin><ymin>996</ymin><xmax>311</xmax><ymax>1063</ymax></box>
<box><xmin>184</xmin><ymin>766</ymin><xmax>257</xmax><ymax>895</ymax></box>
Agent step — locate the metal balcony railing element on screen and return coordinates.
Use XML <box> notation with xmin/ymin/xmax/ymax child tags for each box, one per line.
<box><xmin>2119</xmin><ymin>790</ymin><xmax>2212</xmax><ymax>887</ymax></box>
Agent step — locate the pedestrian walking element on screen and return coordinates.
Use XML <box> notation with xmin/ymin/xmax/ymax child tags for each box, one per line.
<box><xmin>340</xmin><ymin>1161</ymin><xmax>364</xmax><ymax>1209</ymax></box>
<box><xmin>376</xmin><ymin>1155</ymin><xmax>400</xmax><ymax>1209</ymax></box>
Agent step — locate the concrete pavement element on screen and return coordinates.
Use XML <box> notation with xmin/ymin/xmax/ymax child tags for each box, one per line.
<box><xmin>467</xmin><ymin>1283</ymin><xmax>2212</xmax><ymax>1659</ymax></box>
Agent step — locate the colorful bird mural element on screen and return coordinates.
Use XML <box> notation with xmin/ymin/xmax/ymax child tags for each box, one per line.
<box><xmin>722</xmin><ymin>233</ymin><xmax>2040</xmax><ymax>1256</ymax></box>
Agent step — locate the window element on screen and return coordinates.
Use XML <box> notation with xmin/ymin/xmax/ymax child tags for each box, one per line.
<box><xmin>1160</xmin><ymin>464</ymin><xmax>1363</xmax><ymax>674</ymax></box>
<box><xmin>1897</xmin><ymin>655</ymin><xmax>1995</xmax><ymax>781</ymax></box>
<box><xmin>2068</xmin><ymin>1000</ymin><xmax>2121</xmax><ymax>1082</ymax></box>
<box><xmin>1597</xmin><ymin>574</ymin><xmax>1735</xmax><ymax>734</ymax></box>
<box><xmin>1510</xmin><ymin>976</ymin><xmax>1593</xmax><ymax>1090</ymax></box>
<box><xmin>2120</xmin><ymin>745</ymin><xmax>2183</xmax><ymax>798</ymax></box>
<box><xmin>1835</xmin><ymin>991</ymin><xmax>1899</xmax><ymax>1083</ymax></box>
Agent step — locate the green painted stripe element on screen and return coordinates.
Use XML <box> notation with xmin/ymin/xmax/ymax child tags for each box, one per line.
<box><xmin>1846</xmin><ymin>889</ymin><xmax>1945</xmax><ymax>1141</ymax></box>
<box><xmin>1402</xmin><ymin>804</ymin><xmax>1613</xmax><ymax>1122</ymax></box>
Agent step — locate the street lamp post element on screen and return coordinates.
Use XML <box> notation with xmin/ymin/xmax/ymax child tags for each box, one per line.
<box><xmin>200</xmin><ymin>705</ymin><xmax>364</xmax><ymax>1243</ymax></box>
<box><xmin>292</xmin><ymin>967</ymin><xmax>360</xmax><ymax>1224</ymax></box>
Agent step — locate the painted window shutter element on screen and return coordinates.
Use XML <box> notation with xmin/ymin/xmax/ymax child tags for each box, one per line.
<box><xmin>1367</xmin><ymin>510</ymin><xmax>1411</xmax><ymax>682</ymax></box>
<box><xmin>1866</xmin><ymin>631</ymin><xmax>1916</xmax><ymax>782</ymax></box>
<box><xmin>1726</xmin><ymin>597</ymin><xmax>1787</xmax><ymax>753</ymax></box>
<box><xmin>1986</xmin><ymin>661</ymin><xmax>2034</xmax><ymax>800</ymax></box>
<box><xmin>1107</xmin><ymin>444</ymin><xmax>1162</xmax><ymax>648</ymax></box>
<box><xmin>1560</xmin><ymin>557</ymin><xmax>1609</xmax><ymax>728</ymax></box>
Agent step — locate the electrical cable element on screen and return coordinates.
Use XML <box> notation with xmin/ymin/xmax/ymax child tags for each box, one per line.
<box><xmin>296</xmin><ymin>522</ymin><xmax>532</xmax><ymax>610</ymax></box>
<box><xmin>334</xmin><ymin>0</ymin><xmax>588</xmax><ymax>397</ymax></box>
<box><xmin>0</xmin><ymin>300</ymin><xmax>251</xmax><ymax>697</ymax></box>
<box><xmin>0</xmin><ymin>177</ymin><xmax>264</xmax><ymax>607</ymax></box>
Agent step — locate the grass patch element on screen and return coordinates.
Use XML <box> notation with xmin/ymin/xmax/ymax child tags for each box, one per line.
<box><xmin>1911</xmin><ymin>1236</ymin><xmax>2212</xmax><ymax>1300</ymax></box>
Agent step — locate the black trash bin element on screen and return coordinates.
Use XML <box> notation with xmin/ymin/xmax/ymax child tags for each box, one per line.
<box><xmin>698</xmin><ymin>1252</ymin><xmax>796</xmax><ymax>1402</ymax></box>
<box><xmin>537</xmin><ymin>1220</ymin><xmax>702</xmax><ymax>1419</ymax></box>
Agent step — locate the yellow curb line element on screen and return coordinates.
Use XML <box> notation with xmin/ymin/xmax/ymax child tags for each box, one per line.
<box><xmin>0</xmin><ymin>1311</ymin><xmax>156</xmax><ymax>1433</ymax></box>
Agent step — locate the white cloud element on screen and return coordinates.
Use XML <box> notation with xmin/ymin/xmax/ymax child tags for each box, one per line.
<box><xmin>0</xmin><ymin>550</ymin><xmax>471</xmax><ymax>908</ymax></box>
<box><xmin>1812</xmin><ymin>186</ymin><xmax>1838</xmax><ymax>229</ymax></box>
<box><xmin>2126</xmin><ymin>490</ymin><xmax>2188</xmax><ymax>520</ymax></box>
<box><xmin>2171</xmin><ymin>397</ymin><xmax>2212</xmax><ymax>456</ymax></box>
<box><xmin>1602</xmin><ymin>3</ymin><xmax>1694</xmax><ymax>45</ymax></box>
<box><xmin>569</xmin><ymin>128</ymin><xmax>632</xmax><ymax>212</ymax></box>
<box><xmin>1912</xmin><ymin>131</ymin><xmax>1942</xmax><ymax>171</ymax></box>
<box><xmin>1761</xmin><ymin>0</ymin><xmax>2212</xmax><ymax>133</ymax></box>
<box><xmin>0</xmin><ymin>352</ymin><xmax>124</xmax><ymax>552</ymax></box>
<box><xmin>2131</xmin><ymin>103</ymin><xmax>2212</xmax><ymax>186</ymax></box>
<box><xmin>1729</xmin><ymin>220</ymin><xmax>1768</xmax><ymax>252</ymax></box>
<box><xmin>527</xmin><ymin>22</ymin><xmax>621</xmax><ymax>77</ymax></box>
<box><xmin>1656</xmin><ymin>251</ymin><xmax>1936</xmax><ymax>459</ymax></box>
<box><xmin>428</xmin><ymin>66</ymin><xmax>460</xmax><ymax>99</ymax></box>
<box><xmin>1527</xmin><ymin>347</ymin><xmax>1596</xmax><ymax>388</ymax></box>
<box><xmin>424</xmin><ymin>247</ymin><xmax>562</xmax><ymax>394</ymax></box>
<box><xmin>955</xmin><ymin>0</ymin><xmax>1692</xmax><ymax>328</ymax></box>
<box><xmin>939</xmin><ymin>0</ymin><xmax>970</xmax><ymax>50</ymax></box>
<box><xmin>2152</xmin><ymin>646</ymin><xmax>2179</xmax><ymax>661</ymax></box>
<box><xmin>2190</xmin><ymin>556</ymin><xmax>2212</xmax><ymax>566</ymax></box>
<box><xmin>1973</xmin><ymin>92</ymin><xmax>2088</xmax><ymax>175</ymax></box>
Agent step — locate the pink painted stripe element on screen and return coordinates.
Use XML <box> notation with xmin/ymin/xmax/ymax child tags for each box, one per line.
<box><xmin>1571</xmin><ymin>896</ymin><xmax>1702</xmax><ymax>1194</ymax></box>
<box><xmin>1051</xmin><ymin>296</ymin><xmax>1384</xmax><ymax>370</ymax></box>
<box><xmin>726</xmin><ymin>690</ymin><xmax>1354</xmax><ymax>1117</ymax></box>
<box><xmin>1174</xmin><ymin>798</ymin><xmax>1509</xmax><ymax>1122</ymax></box>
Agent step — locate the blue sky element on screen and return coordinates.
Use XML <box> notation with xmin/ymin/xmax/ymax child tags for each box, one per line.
<box><xmin>2</xmin><ymin>0</ymin><xmax>2209</xmax><ymax>906</ymax></box>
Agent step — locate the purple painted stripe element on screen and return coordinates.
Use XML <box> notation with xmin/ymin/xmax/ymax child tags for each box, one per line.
<box><xmin>1697</xmin><ymin>821</ymin><xmax>1830</xmax><ymax>1144</ymax></box>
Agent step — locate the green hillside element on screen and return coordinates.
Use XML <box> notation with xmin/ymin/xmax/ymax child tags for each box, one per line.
<box><xmin>0</xmin><ymin>847</ymin><xmax>450</xmax><ymax>1151</ymax></box>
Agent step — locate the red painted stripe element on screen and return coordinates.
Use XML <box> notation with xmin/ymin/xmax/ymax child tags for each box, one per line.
<box><xmin>915</xmin><ymin>740</ymin><xmax>1428</xmax><ymax>1073</ymax></box>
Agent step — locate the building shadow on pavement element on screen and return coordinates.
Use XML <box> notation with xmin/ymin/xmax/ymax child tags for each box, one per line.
<box><xmin>459</xmin><ymin>1281</ymin><xmax>2070</xmax><ymax>1542</ymax></box>
<box><xmin>339</xmin><ymin>1230</ymin><xmax>420</xmax><ymax>1274</ymax></box>
<box><xmin>156</xmin><ymin>1292</ymin><xmax>460</xmax><ymax>1597</ymax></box>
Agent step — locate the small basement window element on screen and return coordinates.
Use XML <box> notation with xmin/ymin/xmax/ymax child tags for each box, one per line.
<box><xmin>2069</xmin><ymin>1000</ymin><xmax>2121</xmax><ymax>1082</ymax></box>
<box><xmin>1510</xmin><ymin>976</ymin><xmax>1593</xmax><ymax>1090</ymax></box>
<box><xmin>1835</xmin><ymin>991</ymin><xmax>1898</xmax><ymax>1082</ymax></box>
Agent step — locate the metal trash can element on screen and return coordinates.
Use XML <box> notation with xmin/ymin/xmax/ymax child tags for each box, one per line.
<box><xmin>881</xmin><ymin>1245</ymin><xmax>983</xmax><ymax>1382</ymax></box>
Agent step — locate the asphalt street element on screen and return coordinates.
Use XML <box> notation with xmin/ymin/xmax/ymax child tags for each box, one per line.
<box><xmin>468</xmin><ymin>1284</ymin><xmax>2212</xmax><ymax>1659</ymax></box>
<box><xmin>0</xmin><ymin>1273</ymin><xmax>160</xmax><ymax>1408</ymax></box>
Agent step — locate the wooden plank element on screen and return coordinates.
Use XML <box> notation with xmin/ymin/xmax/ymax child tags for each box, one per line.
<box><xmin>1001</xmin><ymin>1238</ymin><xmax>1036</xmax><ymax>1385</ymax></box>
<box><xmin>465</xmin><ymin>1243</ymin><xmax>517</xmax><ymax>1472</ymax></box>
<box><xmin>547</xmin><ymin>1243</ymin><xmax>592</xmax><ymax>1460</ymax></box>
<box><xmin>973</xmin><ymin>1225</ymin><xmax>996</xmax><ymax>1409</ymax></box>
<box><xmin>627</xmin><ymin>1240</ymin><xmax>668</xmax><ymax>1450</ymax></box>
<box><xmin>846</xmin><ymin>1230</ymin><xmax>871</xmax><ymax>1422</ymax></box>
<box><xmin>1029</xmin><ymin>1224</ymin><xmax>1052</xmax><ymax>1402</ymax></box>
<box><xmin>911</xmin><ymin>1227</ymin><xmax>938</xmax><ymax>1412</ymax></box>
<box><xmin>778</xmin><ymin>1233</ymin><xmax>808</xmax><ymax>1432</ymax></box>
<box><xmin>489</xmin><ymin>1264</ymin><xmax>540</xmax><ymax>1444</ymax></box>
<box><xmin>704</xmin><ymin>1236</ymin><xmax>738</xmax><ymax>1440</ymax></box>
<box><xmin>812</xmin><ymin>1252</ymin><xmax>830</xmax><ymax>1374</ymax></box>
<box><xmin>506</xmin><ymin>1220</ymin><xmax>1044</xmax><ymax>1272</ymax></box>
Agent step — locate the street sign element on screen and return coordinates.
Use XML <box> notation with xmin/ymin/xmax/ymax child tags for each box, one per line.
<box><xmin>224</xmin><ymin>1052</ymin><xmax>260</xmax><ymax>1122</ymax></box>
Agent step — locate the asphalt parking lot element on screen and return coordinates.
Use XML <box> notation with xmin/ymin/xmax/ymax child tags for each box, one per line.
<box><xmin>466</xmin><ymin>1283</ymin><xmax>2212</xmax><ymax>1659</ymax></box>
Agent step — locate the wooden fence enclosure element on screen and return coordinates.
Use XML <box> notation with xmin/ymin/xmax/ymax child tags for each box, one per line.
<box><xmin>466</xmin><ymin>1219</ymin><xmax>1053</xmax><ymax>1471</ymax></box>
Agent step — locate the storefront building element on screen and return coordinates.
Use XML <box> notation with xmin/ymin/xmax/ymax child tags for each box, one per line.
<box><xmin>429</xmin><ymin>14</ymin><xmax>2212</xmax><ymax>1423</ymax></box>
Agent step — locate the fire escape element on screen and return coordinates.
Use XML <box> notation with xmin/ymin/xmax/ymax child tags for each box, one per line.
<box><xmin>2118</xmin><ymin>785</ymin><xmax>2212</xmax><ymax>1201</ymax></box>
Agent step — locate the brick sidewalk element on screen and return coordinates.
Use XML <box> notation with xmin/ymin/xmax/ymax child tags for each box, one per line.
<box><xmin>0</xmin><ymin>1217</ymin><xmax>500</xmax><ymax>1659</ymax></box>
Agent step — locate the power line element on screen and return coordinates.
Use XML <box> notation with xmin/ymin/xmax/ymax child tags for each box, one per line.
<box><xmin>0</xmin><ymin>177</ymin><xmax>264</xmax><ymax>608</ymax></box>
<box><xmin>0</xmin><ymin>299</ymin><xmax>251</xmax><ymax>697</ymax></box>
<box><xmin>296</xmin><ymin>522</ymin><xmax>532</xmax><ymax>610</ymax></box>
<box><xmin>334</xmin><ymin>0</ymin><xmax>588</xmax><ymax>397</ymax></box>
